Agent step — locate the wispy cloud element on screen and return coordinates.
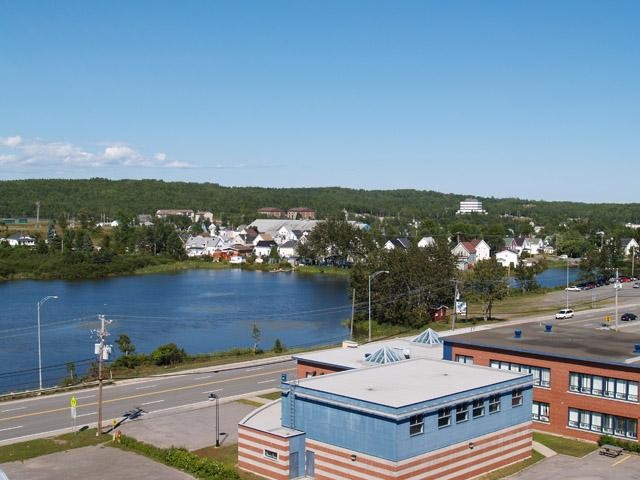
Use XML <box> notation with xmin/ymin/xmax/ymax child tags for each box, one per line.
<box><xmin>0</xmin><ymin>135</ymin><xmax>192</xmax><ymax>170</ymax></box>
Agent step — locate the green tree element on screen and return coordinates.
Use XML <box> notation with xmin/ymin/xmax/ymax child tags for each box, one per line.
<box><xmin>298</xmin><ymin>218</ymin><xmax>374</xmax><ymax>263</ymax></box>
<box><xmin>151</xmin><ymin>343</ymin><xmax>186</xmax><ymax>366</ymax></box>
<box><xmin>273</xmin><ymin>338</ymin><xmax>285</xmax><ymax>353</ymax></box>
<box><xmin>465</xmin><ymin>259</ymin><xmax>509</xmax><ymax>321</ymax></box>
<box><xmin>116</xmin><ymin>334</ymin><xmax>136</xmax><ymax>356</ymax></box>
<box><xmin>251</xmin><ymin>322</ymin><xmax>261</xmax><ymax>353</ymax></box>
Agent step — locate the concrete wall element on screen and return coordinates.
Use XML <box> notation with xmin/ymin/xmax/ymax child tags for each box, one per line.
<box><xmin>449</xmin><ymin>343</ymin><xmax>640</xmax><ymax>443</ymax></box>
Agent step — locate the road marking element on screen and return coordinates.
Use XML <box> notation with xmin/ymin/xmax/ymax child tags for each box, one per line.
<box><xmin>612</xmin><ymin>454</ymin><xmax>632</xmax><ymax>467</ymax></box>
<box><xmin>257</xmin><ymin>379</ymin><xmax>276</xmax><ymax>384</ymax></box>
<box><xmin>0</xmin><ymin>367</ymin><xmax>296</xmax><ymax>423</ymax></box>
<box><xmin>202</xmin><ymin>388</ymin><xmax>224</xmax><ymax>394</ymax></box>
<box><xmin>246</xmin><ymin>367</ymin><xmax>263</xmax><ymax>372</ymax></box>
<box><xmin>141</xmin><ymin>400</ymin><xmax>165</xmax><ymax>406</ymax></box>
<box><xmin>0</xmin><ymin>426</ymin><xmax>22</xmax><ymax>432</ymax></box>
<box><xmin>1</xmin><ymin>407</ymin><xmax>26</xmax><ymax>413</ymax></box>
<box><xmin>77</xmin><ymin>395</ymin><xmax>96</xmax><ymax>400</ymax></box>
<box><xmin>135</xmin><ymin>384</ymin><xmax>157</xmax><ymax>390</ymax></box>
<box><xmin>194</xmin><ymin>375</ymin><xmax>212</xmax><ymax>380</ymax></box>
<box><xmin>76</xmin><ymin>412</ymin><xmax>96</xmax><ymax>418</ymax></box>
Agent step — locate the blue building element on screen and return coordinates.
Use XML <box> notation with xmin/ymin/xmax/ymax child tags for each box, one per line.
<box><xmin>239</xmin><ymin>358</ymin><xmax>533</xmax><ymax>480</ymax></box>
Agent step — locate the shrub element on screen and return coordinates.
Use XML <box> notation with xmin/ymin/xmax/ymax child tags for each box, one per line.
<box><xmin>151</xmin><ymin>343</ymin><xmax>186</xmax><ymax>366</ymax></box>
<box><xmin>273</xmin><ymin>338</ymin><xmax>285</xmax><ymax>353</ymax></box>
<box><xmin>598</xmin><ymin>435</ymin><xmax>640</xmax><ymax>453</ymax></box>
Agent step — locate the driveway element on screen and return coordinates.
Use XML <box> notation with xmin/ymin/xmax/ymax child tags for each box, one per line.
<box><xmin>509</xmin><ymin>451</ymin><xmax>640</xmax><ymax>480</ymax></box>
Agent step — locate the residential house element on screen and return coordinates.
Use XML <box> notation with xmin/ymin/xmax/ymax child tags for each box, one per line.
<box><xmin>417</xmin><ymin>236</ymin><xmax>435</xmax><ymax>248</ymax></box>
<box><xmin>4</xmin><ymin>233</ymin><xmax>36</xmax><ymax>247</ymax></box>
<box><xmin>451</xmin><ymin>239</ymin><xmax>491</xmax><ymax>269</ymax></box>
<box><xmin>185</xmin><ymin>235</ymin><xmax>223</xmax><ymax>257</ymax></box>
<box><xmin>277</xmin><ymin>240</ymin><xmax>298</xmax><ymax>258</ymax></box>
<box><xmin>527</xmin><ymin>237</ymin><xmax>544</xmax><ymax>255</ymax></box>
<box><xmin>496</xmin><ymin>249</ymin><xmax>519</xmax><ymax>268</ymax></box>
<box><xmin>621</xmin><ymin>238</ymin><xmax>639</xmax><ymax>256</ymax></box>
<box><xmin>254</xmin><ymin>240</ymin><xmax>278</xmax><ymax>258</ymax></box>
<box><xmin>136</xmin><ymin>214</ymin><xmax>154</xmax><ymax>226</ymax></box>
<box><xmin>252</xmin><ymin>233</ymin><xmax>274</xmax><ymax>246</ymax></box>
<box><xmin>384</xmin><ymin>237</ymin><xmax>411</xmax><ymax>250</ymax></box>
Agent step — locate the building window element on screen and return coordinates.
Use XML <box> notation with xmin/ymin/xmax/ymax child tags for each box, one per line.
<box><xmin>438</xmin><ymin>407</ymin><xmax>451</xmax><ymax>428</ymax></box>
<box><xmin>455</xmin><ymin>354</ymin><xmax>474</xmax><ymax>365</ymax></box>
<box><xmin>409</xmin><ymin>414</ymin><xmax>424</xmax><ymax>436</ymax></box>
<box><xmin>512</xmin><ymin>389</ymin><xmax>523</xmax><ymax>407</ymax></box>
<box><xmin>568</xmin><ymin>408</ymin><xmax>637</xmax><ymax>439</ymax></box>
<box><xmin>264</xmin><ymin>449</ymin><xmax>278</xmax><ymax>460</ymax></box>
<box><xmin>489</xmin><ymin>394</ymin><xmax>501</xmax><ymax>414</ymax></box>
<box><xmin>472</xmin><ymin>398</ymin><xmax>485</xmax><ymax>418</ymax></box>
<box><xmin>569</xmin><ymin>372</ymin><xmax>638</xmax><ymax>402</ymax></box>
<box><xmin>456</xmin><ymin>403</ymin><xmax>469</xmax><ymax>423</ymax></box>
<box><xmin>532</xmin><ymin>401</ymin><xmax>549</xmax><ymax>422</ymax></box>
<box><xmin>490</xmin><ymin>360</ymin><xmax>550</xmax><ymax>388</ymax></box>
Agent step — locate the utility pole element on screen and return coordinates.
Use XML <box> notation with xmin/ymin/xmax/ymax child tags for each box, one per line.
<box><xmin>632</xmin><ymin>249</ymin><xmax>636</xmax><ymax>278</ymax></box>
<box><xmin>96</xmin><ymin>314</ymin><xmax>112</xmax><ymax>436</ymax></box>
<box><xmin>615</xmin><ymin>268</ymin><xmax>619</xmax><ymax>332</ymax></box>
<box><xmin>350</xmin><ymin>289</ymin><xmax>355</xmax><ymax>340</ymax></box>
<box><xmin>35</xmin><ymin>201</ymin><xmax>40</xmax><ymax>229</ymax></box>
<box><xmin>451</xmin><ymin>280</ymin><xmax>460</xmax><ymax>331</ymax></box>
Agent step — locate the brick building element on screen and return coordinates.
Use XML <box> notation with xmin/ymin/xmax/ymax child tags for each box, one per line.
<box><xmin>287</xmin><ymin>207</ymin><xmax>316</xmax><ymax>220</ymax></box>
<box><xmin>444</xmin><ymin>324</ymin><xmax>640</xmax><ymax>443</ymax></box>
<box><xmin>258</xmin><ymin>207</ymin><xmax>286</xmax><ymax>218</ymax></box>
<box><xmin>239</xmin><ymin>358</ymin><xmax>533</xmax><ymax>480</ymax></box>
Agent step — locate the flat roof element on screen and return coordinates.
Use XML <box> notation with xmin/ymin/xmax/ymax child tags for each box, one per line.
<box><xmin>239</xmin><ymin>400</ymin><xmax>303</xmax><ymax>438</ymax></box>
<box><xmin>446</xmin><ymin>324</ymin><xmax>640</xmax><ymax>367</ymax></box>
<box><xmin>293</xmin><ymin>338</ymin><xmax>442</xmax><ymax>369</ymax></box>
<box><xmin>295</xmin><ymin>358</ymin><xmax>527</xmax><ymax>408</ymax></box>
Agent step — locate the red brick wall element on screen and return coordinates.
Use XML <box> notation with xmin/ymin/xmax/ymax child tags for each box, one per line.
<box><xmin>451</xmin><ymin>344</ymin><xmax>640</xmax><ymax>442</ymax></box>
<box><xmin>295</xmin><ymin>360</ymin><xmax>346</xmax><ymax>379</ymax></box>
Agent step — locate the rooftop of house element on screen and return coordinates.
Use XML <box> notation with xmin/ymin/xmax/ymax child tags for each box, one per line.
<box><xmin>294</xmin><ymin>358</ymin><xmax>528</xmax><ymax>408</ymax></box>
<box><xmin>279</xmin><ymin>240</ymin><xmax>298</xmax><ymax>248</ymax></box>
<box><xmin>445</xmin><ymin>324</ymin><xmax>640</xmax><ymax>368</ymax></box>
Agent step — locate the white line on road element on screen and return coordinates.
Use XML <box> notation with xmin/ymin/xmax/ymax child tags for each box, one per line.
<box><xmin>257</xmin><ymin>379</ymin><xmax>275</xmax><ymax>384</ymax></box>
<box><xmin>141</xmin><ymin>400</ymin><xmax>165</xmax><ymax>406</ymax></box>
<box><xmin>202</xmin><ymin>388</ymin><xmax>224</xmax><ymax>394</ymax></box>
<box><xmin>246</xmin><ymin>367</ymin><xmax>263</xmax><ymax>372</ymax></box>
<box><xmin>194</xmin><ymin>375</ymin><xmax>212</xmax><ymax>380</ymax></box>
<box><xmin>135</xmin><ymin>384</ymin><xmax>158</xmax><ymax>390</ymax></box>
<box><xmin>77</xmin><ymin>412</ymin><xmax>96</xmax><ymax>418</ymax></box>
<box><xmin>0</xmin><ymin>426</ymin><xmax>22</xmax><ymax>432</ymax></box>
<box><xmin>1</xmin><ymin>407</ymin><xmax>26</xmax><ymax>413</ymax></box>
<box><xmin>77</xmin><ymin>395</ymin><xmax>96</xmax><ymax>400</ymax></box>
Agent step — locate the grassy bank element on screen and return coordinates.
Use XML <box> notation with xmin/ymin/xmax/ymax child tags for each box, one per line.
<box><xmin>533</xmin><ymin>432</ymin><xmax>598</xmax><ymax>457</ymax></box>
<box><xmin>478</xmin><ymin>450</ymin><xmax>544</xmax><ymax>479</ymax></box>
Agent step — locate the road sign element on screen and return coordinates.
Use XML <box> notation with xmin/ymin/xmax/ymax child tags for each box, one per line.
<box><xmin>70</xmin><ymin>406</ymin><xmax>77</xmax><ymax>419</ymax></box>
<box><xmin>70</xmin><ymin>396</ymin><xmax>77</xmax><ymax>408</ymax></box>
<box><xmin>605</xmin><ymin>315</ymin><xmax>612</xmax><ymax>323</ymax></box>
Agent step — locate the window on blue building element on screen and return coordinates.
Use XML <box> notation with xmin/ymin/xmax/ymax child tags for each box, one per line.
<box><xmin>438</xmin><ymin>407</ymin><xmax>451</xmax><ymax>428</ymax></box>
<box><xmin>489</xmin><ymin>394</ymin><xmax>501</xmax><ymax>413</ymax></box>
<box><xmin>456</xmin><ymin>403</ymin><xmax>469</xmax><ymax>423</ymax></box>
<box><xmin>472</xmin><ymin>398</ymin><xmax>485</xmax><ymax>418</ymax></box>
<box><xmin>511</xmin><ymin>389</ymin><xmax>523</xmax><ymax>407</ymax></box>
<box><xmin>409</xmin><ymin>414</ymin><xmax>424</xmax><ymax>436</ymax></box>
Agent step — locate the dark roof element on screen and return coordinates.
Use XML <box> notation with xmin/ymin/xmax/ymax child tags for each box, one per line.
<box><xmin>279</xmin><ymin>240</ymin><xmax>298</xmax><ymax>248</ymax></box>
<box><xmin>445</xmin><ymin>324</ymin><xmax>640</xmax><ymax>369</ymax></box>
<box><xmin>390</xmin><ymin>237</ymin><xmax>411</xmax><ymax>249</ymax></box>
<box><xmin>255</xmin><ymin>240</ymin><xmax>277</xmax><ymax>247</ymax></box>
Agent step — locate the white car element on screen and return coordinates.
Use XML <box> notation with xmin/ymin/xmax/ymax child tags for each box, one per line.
<box><xmin>555</xmin><ymin>309</ymin><xmax>574</xmax><ymax>319</ymax></box>
<box><xmin>565</xmin><ymin>286</ymin><xmax>582</xmax><ymax>291</ymax></box>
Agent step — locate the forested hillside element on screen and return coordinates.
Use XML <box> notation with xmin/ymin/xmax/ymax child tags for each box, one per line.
<box><xmin>1</xmin><ymin>178</ymin><xmax>639</xmax><ymax>230</ymax></box>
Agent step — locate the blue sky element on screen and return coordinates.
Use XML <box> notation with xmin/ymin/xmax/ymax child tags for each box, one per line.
<box><xmin>1</xmin><ymin>1</ymin><xmax>638</xmax><ymax>202</ymax></box>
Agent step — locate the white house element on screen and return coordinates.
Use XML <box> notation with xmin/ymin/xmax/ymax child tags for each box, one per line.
<box><xmin>527</xmin><ymin>237</ymin><xmax>544</xmax><ymax>255</ymax></box>
<box><xmin>277</xmin><ymin>240</ymin><xmax>298</xmax><ymax>258</ymax></box>
<box><xmin>621</xmin><ymin>238</ymin><xmax>640</xmax><ymax>256</ymax></box>
<box><xmin>451</xmin><ymin>239</ymin><xmax>491</xmax><ymax>270</ymax></box>
<box><xmin>496</xmin><ymin>249</ymin><xmax>519</xmax><ymax>268</ymax></box>
<box><xmin>195</xmin><ymin>211</ymin><xmax>214</xmax><ymax>223</ymax></box>
<box><xmin>384</xmin><ymin>237</ymin><xmax>411</xmax><ymax>250</ymax></box>
<box><xmin>5</xmin><ymin>233</ymin><xmax>35</xmax><ymax>247</ymax></box>
<box><xmin>254</xmin><ymin>240</ymin><xmax>277</xmax><ymax>258</ymax></box>
<box><xmin>185</xmin><ymin>235</ymin><xmax>224</xmax><ymax>257</ymax></box>
<box><xmin>417</xmin><ymin>236</ymin><xmax>435</xmax><ymax>248</ymax></box>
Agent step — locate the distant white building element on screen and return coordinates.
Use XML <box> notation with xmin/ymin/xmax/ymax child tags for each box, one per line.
<box><xmin>156</xmin><ymin>209</ymin><xmax>195</xmax><ymax>220</ymax></box>
<box><xmin>621</xmin><ymin>238</ymin><xmax>640</xmax><ymax>256</ymax></box>
<box><xmin>417</xmin><ymin>236</ymin><xmax>436</xmax><ymax>248</ymax></box>
<box><xmin>4</xmin><ymin>233</ymin><xmax>36</xmax><ymax>247</ymax></box>
<box><xmin>496</xmin><ymin>249</ymin><xmax>519</xmax><ymax>268</ymax></box>
<box><xmin>456</xmin><ymin>198</ymin><xmax>487</xmax><ymax>215</ymax></box>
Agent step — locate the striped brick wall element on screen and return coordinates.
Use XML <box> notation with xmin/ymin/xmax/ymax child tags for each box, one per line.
<box><xmin>238</xmin><ymin>425</ymin><xmax>291</xmax><ymax>480</ymax></box>
<box><xmin>306</xmin><ymin>422</ymin><xmax>531</xmax><ymax>480</ymax></box>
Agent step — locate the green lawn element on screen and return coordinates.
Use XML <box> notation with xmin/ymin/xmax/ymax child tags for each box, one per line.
<box><xmin>533</xmin><ymin>432</ymin><xmax>598</xmax><ymax>457</ymax></box>
<box><xmin>0</xmin><ymin>428</ymin><xmax>110</xmax><ymax>463</ymax></box>
<box><xmin>478</xmin><ymin>450</ymin><xmax>544</xmax><ymax>480</ymax></box>
<box><xmin>258</xmin><ymin>391</ymin><xmax>281</xmax><ymax>401</ymax></box>
<box><xmin>194</xmin><ymin>444</ymin><xmax>262</xmax><ymax>480</ymax></box>
<box><xmin>236</xmin><ymin>399</ymin><xmax>264</xmax><ymax>407</ymax></box>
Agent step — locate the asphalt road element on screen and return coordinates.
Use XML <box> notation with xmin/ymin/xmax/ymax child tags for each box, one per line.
<box><xmin>2</xmin><ymin>283</ymin><xmax>640</xmax><ymax>446</ymax></box>
<box><xmin>0</xmin><ymin>359</ymin><xmax>296</xmax><ymax>445</ymax></box>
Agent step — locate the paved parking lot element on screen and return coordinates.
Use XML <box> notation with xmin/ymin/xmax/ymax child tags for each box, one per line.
<box><xmin>510</xmin><ymin>451</ymin><xmax>640</xmax><ymax>480</ymax></box>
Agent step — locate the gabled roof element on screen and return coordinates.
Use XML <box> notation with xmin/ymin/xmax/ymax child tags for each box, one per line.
<box><xmin>459</xmin><ymin>241</ymin><xmax>476</xmax><ymax>254</ymax></box>
<box><xmin>279</xmin><ymin>240</ymin><xmax>298</xmax><ymax>249</ymax></box>
<box><xmin>388</xmin><ymin>237</ymin><xmax>411</xmax><ymax>249</ymax></box>
<box><xmin>255</xmin><ymin>240</ymin><xmax>277</xmax><ymax>248</ymax></box>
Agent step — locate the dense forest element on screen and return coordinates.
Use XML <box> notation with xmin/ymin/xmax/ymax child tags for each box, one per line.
<box><xmin>1</xmin><ymin>179</ymin><xmax>640</xmax><ymax>233</ymax></box>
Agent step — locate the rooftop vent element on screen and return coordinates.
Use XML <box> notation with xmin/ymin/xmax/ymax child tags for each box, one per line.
<box><xmin>544</xmin><ymin>324</ymin><xmax>553</xmax><ymax>333</ymax></box>
<box><xmin>514</xmin><ymin>329</ymin><xmax>522</xmax><ymax>339</ymax></box>
<box><xmin>342</xmin><ymin>340</ymin><xmax>359</xmax><ymax>349</ymax></box>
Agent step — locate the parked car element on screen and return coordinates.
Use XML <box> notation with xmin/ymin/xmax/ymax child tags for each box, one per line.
<box><xmin>621</xmin><ymin>313</ymin><xmax>638</xmax><ymax>322</ymax></box>
<box><xmin>634</xmin><ymin>283</ymin><xmax>640</xmax><ymax>289</ymax></box>
<box><xmin>555</xmin><ymin>309</ymin><xmax>574</xmax><ymax>319</ymax></box>
<box><xmin>565</xmin><ymin>286</ymin><xmax>582</xmax><ymax>291</ymax></box>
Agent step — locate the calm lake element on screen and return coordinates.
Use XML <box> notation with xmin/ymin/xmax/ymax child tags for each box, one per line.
<box><xmin>0</xmin><ymin>270</ymin><xmax>350</xmax><ymax>392</ymax></box>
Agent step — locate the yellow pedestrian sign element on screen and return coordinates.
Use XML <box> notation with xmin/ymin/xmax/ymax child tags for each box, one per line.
<box><xmin>70</xmin><ymin>396</ymin><xmax>77</xmax><ymax>408</ymax></box>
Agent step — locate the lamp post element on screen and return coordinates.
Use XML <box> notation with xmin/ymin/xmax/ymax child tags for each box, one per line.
<box><xmin>565</xmin><ymin>258</ymin><xmax>569</xmax><ymax>310</ymax></box>
<box><xmin>368</xmin><ymin>270</ymin><xmax>389</xmax><ymax>342</ymax></box>
<box><xmin>209</xmin><ymin>393</ymin><xmax>220</xmax><ymax>447</ymax></box>
<box><xmin>37</xmin><ymin>295</ymin><xmax>58</xmax><ymax>391</ymax></box>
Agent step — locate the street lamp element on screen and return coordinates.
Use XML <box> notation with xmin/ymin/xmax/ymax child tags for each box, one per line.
<box><xmin>209</xmin><ymin>393</ymin><xmax>220</xmax><ymax>447</ymax></box>
<box><xmin>565</xmin><ymin>257</ymin><xmax>569</xmax><ymax>310</ymax></box>
<box><xmin>368</xmin><ymin>270</ymin><xmax>389</xmax><ymax>342</ymax></box>
<box><xmin>37</xmin><ymin>295</ymin><xmax>58</xmax><ymax>391</ymax></box>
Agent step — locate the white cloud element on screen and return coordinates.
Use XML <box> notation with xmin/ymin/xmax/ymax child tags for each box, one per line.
<box><xmin>0</xmin><ymin>135</ymin><xmax>185</xmax><ymax>170</ymax></box>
